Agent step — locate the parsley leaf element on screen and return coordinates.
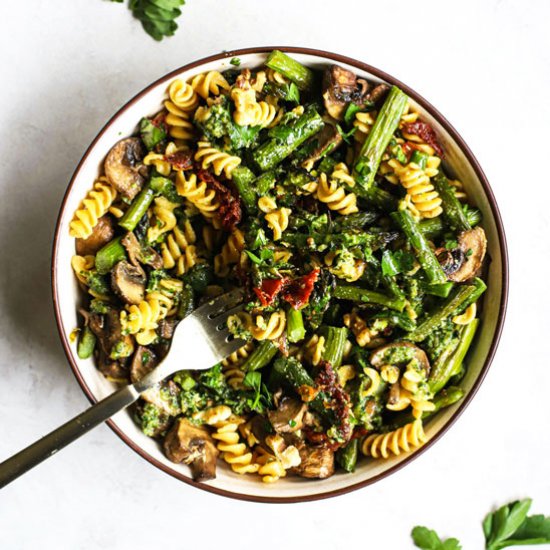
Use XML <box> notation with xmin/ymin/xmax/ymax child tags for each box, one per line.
<box><xmin>484</xmin><ymin>498</ymin><xmax>550</xmax><ymax>550</ymax></box>
<box><xmin>129</xmin><ymin>0</ymin><xmax>186</xmax><ymax>41</ymax></box>
<box><xmin>411</xmin><ymin>526</ymin><xmax>462</xmax><ymax>550</ymax></box>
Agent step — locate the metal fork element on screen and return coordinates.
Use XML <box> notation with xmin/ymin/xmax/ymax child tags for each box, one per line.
<box><xmin>0</xmin><ymin>289</ymin><xmax>245</xmax><ymax>489</ymax></box>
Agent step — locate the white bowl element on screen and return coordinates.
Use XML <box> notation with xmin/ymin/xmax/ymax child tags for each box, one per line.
<box><xmin>52</xmin><ymin>47</ymin><xmax>508</xmax><ymax>502</ymax></box>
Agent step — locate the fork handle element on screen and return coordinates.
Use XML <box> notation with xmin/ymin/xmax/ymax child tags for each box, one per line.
<box><xmin>0</xmin><ymin>384</ymin><xmax>140</xmax><ymax>489</ymax></box>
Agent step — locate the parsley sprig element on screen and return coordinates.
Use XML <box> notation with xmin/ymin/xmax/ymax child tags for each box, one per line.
<box><xmin>412</xmin><ymin>498</ymin><xmax>550</xmax><ymax>549</ymax></box>
<box><xmin>110</xmin><ymin>0</ymin><xmax>186</xmax><ymax>41</ymax></box>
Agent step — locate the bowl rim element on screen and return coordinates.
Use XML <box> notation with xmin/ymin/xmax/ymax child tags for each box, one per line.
<box><xmin>51</xmin><ymin>46</ymin><xmax>508</xmax><ymax>503</ymax></box>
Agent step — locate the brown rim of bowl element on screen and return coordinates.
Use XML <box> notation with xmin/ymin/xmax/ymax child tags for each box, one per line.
<box><xmin>51</xmin><ymin>46</ymin><xmax>508</xmax><ymax>503</ymax></box>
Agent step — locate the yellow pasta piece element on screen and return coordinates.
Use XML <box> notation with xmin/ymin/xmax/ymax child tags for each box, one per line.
<box><xmin>194</xmin><ymin>141</ymin><xmax>241</xmax><ymax>179</ymax></box>
<box><xmin>69</xmin><ymin>179</ymin><xmax>117</xmax><ymax>239</ymax></box>
<box><xmin>362</xmin><ymin>419</ymin><xmax>428</xmax><ymax>459</ymax></box>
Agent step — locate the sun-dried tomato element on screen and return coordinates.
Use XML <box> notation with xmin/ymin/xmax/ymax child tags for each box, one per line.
<box><xmin>164</xmin><ymin>150</ymin><xmax>193</xmax><ymax>171</ymax></box>
<box><xmin>281</xmin><ymin>268</ymin><xmax>320</xmax><ymax>310</ymax></box>
<box><xmin>315</xmin><ymin>360</ymin><xmax>352</xmax><ymax>445</ymax></box>
<box><xmin>401</xmin><ymin>121</ymin><xmax>444</xmax><ymax>157</ymax></box>
<box><xmin>197</xmin><ymin>169</ymin><xmax>242</xmax><ymax>231</ymax></box>
<box><xmin>253</xmin><ymin>277</ymin><xmax>288</xmax><ymax>307</ymax></box>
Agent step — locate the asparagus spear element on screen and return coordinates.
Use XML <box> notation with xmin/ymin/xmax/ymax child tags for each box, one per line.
<box><xmin>252</xmin><ymin>106</ymin><xmax>324</xmax><ymax>171</ymax></box>
<box><xmin>265</xmin><ymin>50</ymin><xmax>315</xmax><ymax>91</ymax></box>
<box><xmin>287</xmin><ymin>308</ymin><xmax>306</xmax><ymax>343</ymax></box>
<box><xmin>319</xmin><ymin>326</ymin><xmax>348</xmax><ymax>368</ymax></box>
<box><xmin>392</xmin><ymin>209</ymin><xmax>447</xmax><ymax>284</ymax></box>
<box><xmin>77</xmin><ymin>326</ymin><xmax>96</xmax><ymax>359</ymax></box>
<box><xmin>231</xmin><ymin>166</ymin><xmax>258</xmax><ymax>214</ymax></box>
<box><xmin>243</xmin><ymin>341</ymin><xmax>278</xmax><ymax>372</ymax></box>
<box><xmin>429</xmin><ymin>319</ymin><xmax>479</xmax><ymax>393</ymax></box>
<box><xmin>432</xmin><ymin>172</ymin><xmax>471</xmax><ymax>232</ymax></box>
<box><xmin>119</xmin><ymin>185</ymin><xmax>155</xmax><ymax>232</ymax></box>
<box><xmin>419</xmin><ymin>208</ymin><xmax>481</xmax><ymax>239</ymax></box>
<box><xmin>353</xmin><ymin>86</ymin><xmax>408</xmax><ymax>191</ymax></box>
<box><xmin>336</xmin><ymin>438</ymin><xmax>358</xmax><ymax>473</ymax></box>
<box><xmin>406</xmin><ymin>282</ymin><xmax>481</xmax><ymax>342</ymax></box>
<box><xmin>95</xmin><ymin>237</ymin><xmax>127</xmax><ymax>275</ymax></box>
<box><xmin>334</xmin><ymin>284</ymin><xmax>406</xmax><ymax>312</ymax></box>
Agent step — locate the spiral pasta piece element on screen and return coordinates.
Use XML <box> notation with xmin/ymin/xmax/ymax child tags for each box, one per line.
<box><xmin>160</xmin><ymin>221</ymin><xmax>200</xmax><ymax>275</ymax></box>
<box><xmin>255</xmin><ymin>448</ymin><xmax>286</xmax><ymax>483</ymax></box>
<box><xmin>331</xmin><ymin>162</ymin><xmax>356</xmax><ymax>188</ymax></box>
<box><xmin>265</xmin><ymin>68</ymin><xmax>288</xmax><ymax>84</ymax></box>
<box><xmin>353</xmin><ymin>111</ymin><xmax>376</xmax><ymax>143</ymax></box>
<box><xmin>168</xmin><ymin>79</ymin><xmax>199</xmax><ymax>112</ymax></box>
<box><xmin>165</xmin><ymin>101</ymin><xmax>195</xmax><ymax>142</ymax></box>
<box><xmin>143</xmin><ymin>151</ymin><xmax>171</xmax><ymax>176</ymax></box>
<box><xmin>222</xmin><ymin>342</ymin><xmax>254</xmax><ymax>389</ymax></box>
<box><xmin>69</xmin><ymin>179</ymin><xmax>117</xmax><ymax>239</ymax></box>
<box><xmin>452</xmin><ymin>302</ymin><xmax>477</xmax><ymax>325</ymax></box>
<box><xmin>303</xmin><ymin>334</ymin><xmax>325</xmax><ymax>366</ymax></box>
<box><xmin>147</xmin><ymin>279</ymin><xmax>181</xmax><ymax>317</ymax></box>
<box><xmin>362</xmin><ymin>419</ymin><xmax>428</xmax><ymax>459</ymax></box>
<box><xmin>250</xmin><ymin>310</ymin><xmax>286</xmax><ymax>341</ymax></box>
<box><xmin>214</xmin><ymin>228</ymin><xmax>245</xmax><ymax>277</ymax></box>
<box><xmin>194</xmin><ymin>141</ymin><xmax>241</xmax><ymax>179</ymax></box>
<box><xmin>202</xmin><ymin>225</ymin><xmax>222</xmax><ymax>253</ymax></box>
<box><xmin>316</xmin><ymin>172</ymin><xmax>358</xmax><ymax>215</ymax></box>
<box><xmin>205</xmin><ymin>409</ymin><xmax>259</xmax><ymax>475</ymax></box>
<box><xmin>343</xmin><ymin>311</ymin><xmax>385</xmax><ymax>348</ymax></box>
<box><xmin>190</xmin><ymin>71</ymin><xmax>230</xmax><ymax>99</ymax></box>
<box><xmin>71</xmin><ymin>255</ymin><xmax>95</xmax><ymax>285</ymax></box>
<box><xmin>388</xmin><ymin>157</ymin><xmax>443</xmax><ymax>219</ymax></box>
<box><xmin>265</xmin><ymin>207</ymin><xmax>291</xmax><ymax>241</ymax></box>
<box><xmin>175</xmin><ymin>170</ymin><xmax>219</xmax><ymax>221</ymax></box>
<box><xmin>121</xmin><ymin>297</ymin><xmax>169</xmax><ymax>345</ymax></box>
<box><xmin>147</xmin><ymin>197</ymin><xmax>179</xmax><ymax>243</ymax></box>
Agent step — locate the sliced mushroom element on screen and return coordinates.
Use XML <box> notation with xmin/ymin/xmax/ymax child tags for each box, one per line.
<box><xmin>130</xmin><ymin>346</ymin><xmax>158</xmax><ymax>383</ymax></box>
<box><xmin>366</xmin><ymin>83</ymin><xmax>390</xmax><ymax>105</ymax></box>
<box><xmin>75</xmin><ymin>215</ymin><xmax>115</xmax><ymax>256</ymax></box>
<box><xmin>267</xmin><ymin>397</ymin><xmax>307</xmax><ymax>434</ymax></box>
<box><xmin>142</xmin><ymin>380</ymin><xmax>180</xmax><ymax>416</ymax></box>
<box><xmin>121</xmin><ymin>231</ymin><xmax>163</xmax><ymax>269</ymax></box>
<box><xmin>163</xmin><ymin>418</ymin><xmax>219</xmax><ymax>481</ymax></box>
<box><xmin>97</xmin><ymin>351</ymin><xmax>128</xmax><ymax>380</ymax></box>
<box><xmin>370</xmin><ymin>342</ymin><xmax>431</xmax><ymax>375</ymax></box>
<box><xmin>89</xmin><ymin>309</ymin><xmax>134</xmax><ymax>374</ymax></box>
<box><xmin>301</xmin><ymin>120</ymin><xmax>343</xmax><ymax>169</ymax></box>
<box><xmin>104</xmin><ymin>137</ymin><xmax>146</xmax><ymax>200</ymax></box>
<box><xmin>448</xmin><ymin>227</ymin><xmax>487</xmax><ymax>282</ymax></box>
<box><xmin>322</xmin><ymin>65</ymin><xmax>371</xmax><ymax>120</ymax></box>
<box><xmin>290</xmin><ymin>441</ymin><xmax>335</xmax><ymax>479</ymax></box>
<box><xmin>436</xmin><ymin>247</ymin><xmax>465</xmax><ymax>277</ymax></box>
<box><xmin>111</xmin><ymin>260</ymin><xmax>146</xmax><ymax>305</ymax></box>
<box><xmin>157</xmin><ymin>317</ymin><xmax>177</xmax><ymax>340</ymax></box>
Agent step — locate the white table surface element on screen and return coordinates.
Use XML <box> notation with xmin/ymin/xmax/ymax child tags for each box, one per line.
<box><xmin>1</xmin><ymin>1</ymin><xmax>549</xmax><ymax>548</ymax></box>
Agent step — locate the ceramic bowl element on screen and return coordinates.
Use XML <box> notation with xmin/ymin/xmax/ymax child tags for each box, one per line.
<box><xmin>51</xmin><ymin>47</ymin><xmax>508</xmax><ymax>502</ymax></box>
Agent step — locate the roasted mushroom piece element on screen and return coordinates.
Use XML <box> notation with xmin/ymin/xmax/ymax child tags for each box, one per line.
<box><xmin>129</xmin><ymin>346</ymin><xmax>158</xmax><ymax>383</ymax></box>
<box><xmin>75</xmin><ymin>215</ymin><xmax>115</xmax><ymax>256</ymax></box>
<box><xmin>322</xmin><ymin>65</ymin><xmax>388</xmax><ymax>121</ymax></box>
<box><xmin>121</xmin><ymin>231</ymin><xmax>163</xmax><ymax>269</ymax></box>
<box><xmin>88</xmin><ymin>309</ymin><xmax>133</xmax><ymax>379</ymax></box>
<box><xmin>111</xmin><ymin>260</ymin><xmax>146</xmax><ymax>305</ymax></box>
<box><xmin>267</xmin><ymin>397</ymin><xmax>307</xmax><ymax>434</ymax></box>
<box><xmin>436</xmin><ymin>247</ymin><xmax>465</xmax><ymax>277</ymax></box>
<box><xmin>447</xmin><ymin>227</ymin><xmax>487</xmax><ymax>282</ymax></box>
<box><xmin>301</xmin><ymin>120</ymin><xmax>343</xmax><ymax>168</ymax></box>
<box><xmin>323</xmin><ymin>65</ymin><xmax>367</xmax><ymax>120</ymax></box>
<box><xmin>104</xmin><ymin>137</ymin><xmax>146</xmax><ymax>200</ymax></box>
<box><xmin>163</xmin><ymin>418</ymin><xmax>219</xmax><ymax>481</ymax></box>
<box><xmin>291</xmin><ymin>441</ymin><xmax>335</xmax><ymax>479</ymax></box>
<box><xmin>370</xmin><ymin>342</ymin><xmax>431</xmax><ymax>375</ymax></box>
